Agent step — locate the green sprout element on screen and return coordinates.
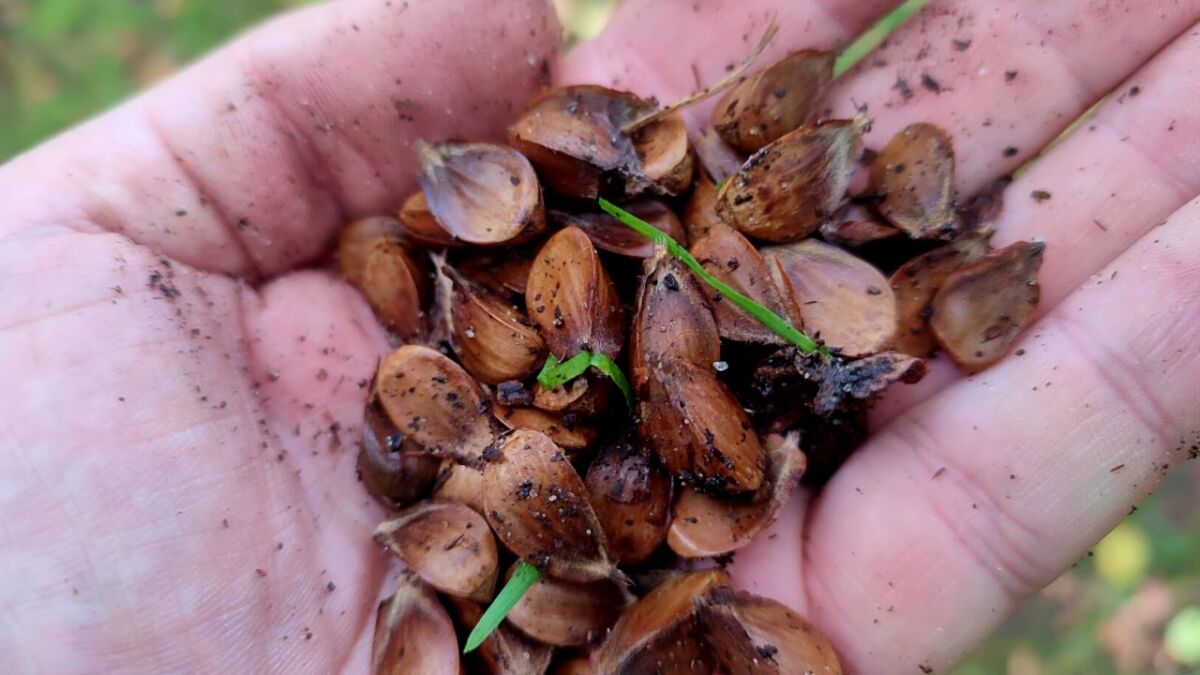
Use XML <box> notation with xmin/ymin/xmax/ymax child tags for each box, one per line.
<box><xmin>598</xmin><ymin>198</ymin><xmax>828</xmax><ymax>356</ymax></box>
<box><xmin>537</xmin><ymin>352</ymin><xmax>635</xmax><ymax>413</ymax></box>
<box><xmin>463</xmin><ymin>561</ymin><xmax>542</xmax><ymax>653</ymax></box>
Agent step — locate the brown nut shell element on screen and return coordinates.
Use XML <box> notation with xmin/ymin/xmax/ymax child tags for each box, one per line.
<box><xmin>398</xmin><ymin>190</ymin><xmax>459</xmax><ymax>247</ymax></box>
<box><xmin>713</xmin><ymin>49</ymin><xmax>835</xmax><ymax>152</ymax></box>
<box><xmin>482</xmin><ymin>429</ymin><xmax>617</xmax><ymax>582</ymax></box>
<box><xmin>432</xmin><ymin>461</ymin><xmax>486</xmax><ymax>515</ymax></box>
<box><xmin>716</xmin><ymin>119</ymin><xmax>862</xmax><ymax>243</ymax></box>
<box><xmin>667</xmin><ymin>432</ymin><xmax>805</xmax><ymax>558</ymax></box>
<box><xmin>890</xmin><ymin>233</ymin><xmax>991</xmax><ymax>357</ymax></box>
<box><xmin>819</xmin><ymin>205</ymin><xmax>903</xmax><ymax>249</ymax></box>
<box><xmin>526</xmin><ymin>226</ymin><xmax>625</xmax><ymax>360</ymax></box>
<box><xmin>551</xmin><ymin>200</ymin><xmax>687</xmax><ymax>258</ymax></box>
<box><xmin>707</xmin><ymin>591</ymin><xmax>843</xmax><ymax>675</ymax></box>
<box><xmin>374</xmin><ymin>499</ymin><xmax>499</xmax><ymax>603</ymax></box>
<box><xmin>506</xmin><ymin>562</ymin><xmax>632</xmax><ymax>646</ymax></box>
<box><xmin>930</xmin><ymin>240</ymin><xmax>1044</xmax><ymax>371</ymax></box>
<box><xmin>764</xmin><ymin>239</ymin><xmax>896</xmax><ymax>357</ymax></box>
<box><xmin>493</xmin><ymin>405</ymin><xmax>598</xmax><ymax>451</ymax></box>
<box><xmin>633</xmin><ymin>113</ymin><xmax>694</xmax><ymax>196</ymax></box>
<box><xmin>446</xmin><ymin>268</ymin><xmax>546</xmax><ymax>384</ymax></box>
<box><xmin>358</xmin><ymin>393</ymin><xmax>441</xmax><ymax>509</ymax></box>
<box><xmin>630</xmin><ymin>251</ymin><xmax>720</xmax><ymax>374</ymax></box>
<box><xmin>691</xmin><ymin>126</ymin><xmax>746</xmax><ymax>187</ymax></box>
<box><xmin>456</xmin><ymin>252</ymin><xmax>534</xmax><ymax>298</ymax></box>
<box><xmin>418</xmin><ymin>141</ymin><xmax>545</xmax><ymax>245</ymax></box>
<box><xmin>372</xmin><ymin>574</ymin><xmax>461</xmax><ymax>675</ymax></box>
<box><xmin>681</xmin><ymin>169</ymin><xmax>727</xmax><ymax>243</ymax></box>
<box><xmin>362</xmin><ymin>238</ymin><xmax>430</xmax><ymax>341</ymax></box>
<box><xmin>870</xmin><ymin>122</ymin><xmax>960</xmax><ymax>239</ymax></box>
<box><xmin>592</xmin><ymin>569</ymin><xmax>729</xmax><ymax>672</ymax></box>
<box><xmin>507</xmin><ymin>85</ymin><xmax>657</xmax><ymax>199</ymax></box>
<box><xmin>637</xmin><ymin>360</ymin><xmax>765</xmax><ymax>493</ymax></box>
<box><xmin>338</xmin><ymin>215</ymin><xmax>405</xmax><ymax>288</ymax></box>
<box><xmin>585</xmin><ymin>439</ymin><xmax>673</xmax><ymax>565</ymax></box>
<box><xmin>376</xmin><ymin>345</ymin><xmax>495</xmax><ymax>462</ymax></box>
<box><xmin>690</xmin><ymin>222</ymin><xmax>804</xmax><ymax>345</ymax></box>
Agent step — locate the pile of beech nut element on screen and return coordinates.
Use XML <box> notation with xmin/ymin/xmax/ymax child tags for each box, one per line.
<box><xmin>341</xmin><ymin>44</ymin><xmax>1044</xmax><ymax>674</ymax></box>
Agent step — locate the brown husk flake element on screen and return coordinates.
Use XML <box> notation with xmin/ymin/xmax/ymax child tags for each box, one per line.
<box><xmin>374</xmin><ymin>499</ymin><xmax>499</xmax><ymax>603</ymax></box>
<box><xmin>930</xmin><ymin>240</ymin><xmax>1045</xmax><ymax>371</ymax></box>
<box><xmin>482</xmin><ymin>430</ymin><xmax>617</xmax><ymax>582</ymax></box>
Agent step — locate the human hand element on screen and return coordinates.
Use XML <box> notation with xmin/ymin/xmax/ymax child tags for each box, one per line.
<box><xmin>1</xmin><ymin>0</ymin><xmax>1197</xmax><ymax>673</ymax></box>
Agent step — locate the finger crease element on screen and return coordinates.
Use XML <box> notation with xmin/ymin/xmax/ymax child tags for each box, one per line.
<box><xmin>144</xmin><ymin>110</ymin><xmax>263</xmax><ymax>279</ymax></box>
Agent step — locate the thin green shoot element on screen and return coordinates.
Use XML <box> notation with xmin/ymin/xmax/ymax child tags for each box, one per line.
<box><xmin>598</xmin><ymin>198</ymin><xmax>828</xmax><ymax>356</ymax></box>
<box><xmin>464</xmin><ymin>561</ymin><xmax>542</xmax><ymax>653</ymax></box>
<box><xmin>537</xmin><ymin>351</ymin><xmax>635</xmax><ymax>414</ymax></box>
<box><xmin>833</xmin><ymin>0</ymin><xmax>929</xmax><ymax>77</ymax></box>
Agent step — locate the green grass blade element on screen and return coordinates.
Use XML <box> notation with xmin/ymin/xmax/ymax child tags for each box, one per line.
<box><xmin>598</xmin><ymin>198</ymin><xmax>827</xmax><ymax>356</ymax></box>
<box><xmin>537</xmin><ymin>352</ymin><xmax>592</xmax><ymax>389</ymax></box>
<box><xmin>589</xmin><ymin>353</ymin><xmax>634</xmax><ymax>412</ymax></box>
<box><xmin>464</xmin><ymin>562</ymin><xmax>542</xmax><ymax>653</ymax></box>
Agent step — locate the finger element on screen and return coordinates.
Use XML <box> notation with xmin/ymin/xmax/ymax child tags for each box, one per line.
<box><xmin>873</xmin><ymin>21</ymin><xmax>1200</xmax><ymax>426</ymax></box>
<box><xmin>0</xmin><ymin>0</ymin><xmax>559</xmax><ymax>279</ymax></box>
<box><xmin>802</xmin><ymin>194</ymin><xmax>1200</xmax><ymax>672</ymax></box>
<box><xmin>824</xmin><ymin>0</ymin><xmax>1200</xmax><ymax>194</ymax></box>
<box><xmin>557</xmin><ymin>0</ymin><xmax>901</xmax><ymax>122</ymax></box>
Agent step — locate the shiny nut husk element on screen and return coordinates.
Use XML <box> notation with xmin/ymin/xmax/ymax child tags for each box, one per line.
<box><xmin>890</xmin><ymin>231</ymin><xmax>992</xmax><ymax>357</ymax></box>
<box><xmin>359</xmin><ymin>238</ymin><xmax>430</xmax><ymax>341</ymax></box>
<box><xmin>358</xmin><ymin>393</ymin><xmax>441</xmax><ymax>509</ymax></box>
<box><xmin>398</xmin><ymin>190</ymin><xmax>459</xmax><ymax>247</ymax></box>
<box><xmin>443</xmin><ymin>264</ymin><xmax>546</xmax><ymax>384</ymax></box>
<box><xmin>869</xmin><ymin>122</ymin><xmax>960</xmax><ymax>239</ymax></box>
<box><xmin>764</xmin><ymin>238</ymin><xmax>896</xmax><ymax>357</ymax></box>
<box><xmin>482</xmin><ymin>429</ymin><xmax>618</xmax><ymax>582</ymax></box>
<box><xmin>337</xmin><ymin>215</ymin><xmax>406</xmax><ymax>288</ymax></box>
<box><xmin>690</xmin><ymin>221</ymin><xmax>804</xmax><ymax>345</ymax></box>
<box><xmin>418</xmin><ymin>141</ymin><xmax>545</xmax><ymax>245</ymax></box>
<box><xmin>508</xmin><ymin>85</ymin><xmax>691</xmax><ymax>199</ymax></box>
<box><xmin>667</xmin><ymin>432</ymin><xmax>805</xmax><ymax>557</ymax></box>
<box><xmin>375</xmin><ymin>345</ymin><xmax>495</xmax><ymax>462</ymax></box>
<box><xmin>585</xmin><ymin>438</ymin><xmax>673</xmax><ymax>565</ymax></box>
<box><xmin>372</xmin><ymin>574</ymin><xmax>460</xmax><ymax>675</ymax></box>
<box><xmin>717</xmin><ymin>118</ymin><xmax>863</xmax><ymax>243</ymax></box>
<box><xmin>713</xmin><ymin>49</ymin><xmax>835</xmax><ymax>152</ymax></box>
<box><xmin>930</xmin><ymin>240</ymin><xmax>1045</xmax><ymax>371</ymax></box>
<box><xmin>526</xmin><ymin>226</ymin><xmax>625</xmax><ymax>360</ymax></box>
<box><xmin>505</xmin><ymin>561</ymin><xmax>632</xmax><ymax>646</ymax></box>
<box><xmin>375</xmin><ymin>499</ymin><xmax>499</xmax><ymax>603</ymax></box>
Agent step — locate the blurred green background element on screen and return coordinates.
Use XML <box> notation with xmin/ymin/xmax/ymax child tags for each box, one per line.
<box><xmin>1</xmin><ymin>0</ymin><xmax>1198</xmax><ymax>672</ymax></box>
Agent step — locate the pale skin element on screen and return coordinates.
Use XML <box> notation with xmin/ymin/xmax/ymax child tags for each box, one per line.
<box><xmin>0</xmin><ymin>0</ymin><xmax>1198</xmax><ymax>671</ymax></box>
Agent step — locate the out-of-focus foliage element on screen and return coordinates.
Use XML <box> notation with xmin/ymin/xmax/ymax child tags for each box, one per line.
<box><xmin>0</xmin><ymin>0</ymin><xmax>305</xmax><ymax>159</ymax></box>
<box><xmin>1</xmin><ymin>2</ymin><xmax>1197</xmax><ymax>673</ymax></box>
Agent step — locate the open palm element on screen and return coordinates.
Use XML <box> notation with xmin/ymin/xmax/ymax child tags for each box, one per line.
<box><xmin>1</xmin><ymin>0</ymin><xmax>1198</xmax><ymax>672</ymax></box>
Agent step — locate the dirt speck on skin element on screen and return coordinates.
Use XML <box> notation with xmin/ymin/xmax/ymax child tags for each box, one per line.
<box><xmin>920</xmin><ymin>73</ymin><xmax>941</xmax><ymax>93</ymax></box>
<box><xmin>894</xmin><ymin>77</ymin><xmax>914</xmax><ymax>100</ymax></box>
<box><xmin>1004</xmin><ymin>70</ymin><xmax>1018</xmax><ymax>82</ymax></box>
<box><xmin>1031</xmin><ymin>190</ymin><xmax>1051</xmax><ymax>203</ymax></box>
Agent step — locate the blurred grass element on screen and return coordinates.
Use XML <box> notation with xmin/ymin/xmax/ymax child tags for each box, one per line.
<box><xmin>1</xmin><ymin>2</ymin><xmax>1198</xmax><ymax>673</ymax></box>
